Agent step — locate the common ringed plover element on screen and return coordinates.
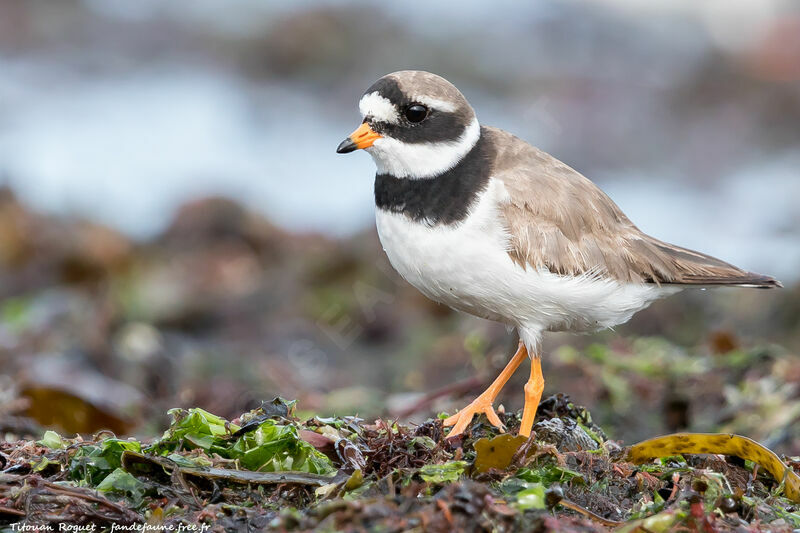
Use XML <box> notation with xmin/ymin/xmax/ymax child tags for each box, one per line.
<box><xmin>336</xmin><ymin>70</ymin><xmax>782</xmax><ymax>438</ymax></box>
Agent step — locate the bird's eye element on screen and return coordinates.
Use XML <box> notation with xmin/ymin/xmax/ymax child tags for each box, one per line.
<box><xmin>404</xmin><ymin>104</ymin><xmax>428</xmax><ymax>123</ymax></box>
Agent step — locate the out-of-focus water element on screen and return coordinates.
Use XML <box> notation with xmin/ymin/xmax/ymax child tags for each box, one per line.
<box><xmin>0</xmin><ymin>57</ymin><xmax>797</xmax><ymax>281</ymax></box>
<box><xmin>0</xmin><ymin>59</ymin><xmax>375</xmax><ymax>237</ymax></box>
<box><xmin>1</xmin><ymin>0</ymin><xmax>798</xmax><ymax>282</ymax></box>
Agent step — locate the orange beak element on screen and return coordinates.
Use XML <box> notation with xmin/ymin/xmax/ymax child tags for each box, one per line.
<box><xmin>336</xmin><ymin>122</ymin><xmax>382</xmax><ymax>153</ymax></box>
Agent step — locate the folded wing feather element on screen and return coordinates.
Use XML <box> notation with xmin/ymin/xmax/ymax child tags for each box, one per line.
<box><xmin>485</xmin><ymin>127</ymin><xmax>781</xmax><ymax>288</ymax></box>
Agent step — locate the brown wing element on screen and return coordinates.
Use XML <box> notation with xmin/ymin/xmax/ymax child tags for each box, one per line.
<box><xmin>485</xmin><ymin>127</ymin><xmax>782</xmax><ymax>288</ymax></box>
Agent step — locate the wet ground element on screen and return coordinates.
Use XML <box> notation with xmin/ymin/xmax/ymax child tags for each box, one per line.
<box><xmin>2</xmin><ymin>395</ymin><xmax>798</xmax><ymax>532</ymax></box>
<box><xmin>0</xmin><ymin>190</ymin><xmax>798</xmax><ymax>530</ymax></box>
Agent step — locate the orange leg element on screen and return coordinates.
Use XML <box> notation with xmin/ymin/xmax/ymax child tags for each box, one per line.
<box><xmin>519</xmin><ymin>354</ymin><xmax>544</xmax><ymax>438</ymax></box>
<box><xmin>444</xmin><ymin>342</ymin><xmax>527</xmax><ymax>437</ymax></box>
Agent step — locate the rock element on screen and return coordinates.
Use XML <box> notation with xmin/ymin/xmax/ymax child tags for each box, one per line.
<box><xmin>533</xmin><ymin>417</ymin><xmax>599</xmax><ymax>452</ymax></box>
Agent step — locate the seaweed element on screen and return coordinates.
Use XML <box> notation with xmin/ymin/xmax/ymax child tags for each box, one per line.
<box><xmin>2</xmin><ymin>396</ymin><xmax>799</xmax><ymax>531</ymax></box>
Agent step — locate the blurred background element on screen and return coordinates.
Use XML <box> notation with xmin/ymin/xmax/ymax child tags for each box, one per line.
<box><xmin>0</xmin><ymin>0</ymin><xmax>798</xmax><ymax>453</ymax></box>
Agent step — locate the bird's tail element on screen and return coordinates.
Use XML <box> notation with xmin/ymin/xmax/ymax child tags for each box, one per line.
<box><xmin>646</xmin><ymin>239</ymin><xmax>782</xmax><ymax>289</ymax></box>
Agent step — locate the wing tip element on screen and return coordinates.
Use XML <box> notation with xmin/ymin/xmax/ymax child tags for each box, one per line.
<box><xmin>756</xmin><ymin>276</ymin><xmax>783</xmax><ymax>289</ymax></box>
<box><xmin>740</xmin><ymin>271</ymin><xmax>783</xmax><ymax>289</ymax></box>
<box><xmin>668</xmin><ymin>271</ymin><xmax>783</xmax><ymax>289</ymax></box>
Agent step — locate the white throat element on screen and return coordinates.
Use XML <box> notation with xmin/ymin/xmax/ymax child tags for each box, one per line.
<box><xmin>367</xmin><ymin>118</ymin><xmax>481</xmax><ymax>179</ymax></box>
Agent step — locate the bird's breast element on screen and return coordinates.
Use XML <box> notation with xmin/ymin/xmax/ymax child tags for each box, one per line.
<box><xmin>374</xmin><ymin>178</ymin><xmax>674</xmax><ymax>333</ymax></box>
<box><xmin>374</xmin><ymin>178</ymin><xmax>517</xmax><ymax>322</ymax></box>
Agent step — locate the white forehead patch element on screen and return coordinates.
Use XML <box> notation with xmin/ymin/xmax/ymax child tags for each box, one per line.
<box><xmin>359</xmin><ymin>92</ymin><xmax>399</xmax><ymax>124</ymax></box>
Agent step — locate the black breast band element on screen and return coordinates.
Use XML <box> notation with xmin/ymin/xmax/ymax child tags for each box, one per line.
<box><xmin>374</xmin><ymin>127</ymin><xmax>495</xmax><ymax>225</ymax></box>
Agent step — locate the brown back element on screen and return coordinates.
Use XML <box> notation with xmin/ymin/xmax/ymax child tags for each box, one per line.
<box><xmin>487</xmin><ymin>127</ymin><xmax>781</xmax><ymax>288</ymax></box>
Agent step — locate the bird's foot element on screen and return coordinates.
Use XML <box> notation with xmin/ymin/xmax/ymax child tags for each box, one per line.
<box><xmin>443</xmin><ymin>394</ymin><xmax>505</xmax><ymax>437</ymax></box>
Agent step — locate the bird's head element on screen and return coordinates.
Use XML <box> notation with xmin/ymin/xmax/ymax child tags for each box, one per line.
<box><xmin>336</xmin><ymin>71</ymin><xmax>480</xmax><ymax>179</ymax></box>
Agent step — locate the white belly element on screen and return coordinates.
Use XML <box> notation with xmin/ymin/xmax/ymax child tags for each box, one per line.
<box><xmin>374</xmin><ymin>179</ymin><xmax>677</xmax><ymax>345</ymax></box>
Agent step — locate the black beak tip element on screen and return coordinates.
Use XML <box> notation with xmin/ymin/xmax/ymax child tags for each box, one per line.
<box><xmin>336</xmin><ymin>138</ymin><xmax>357</xmax><ymax>154</ymax></box>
